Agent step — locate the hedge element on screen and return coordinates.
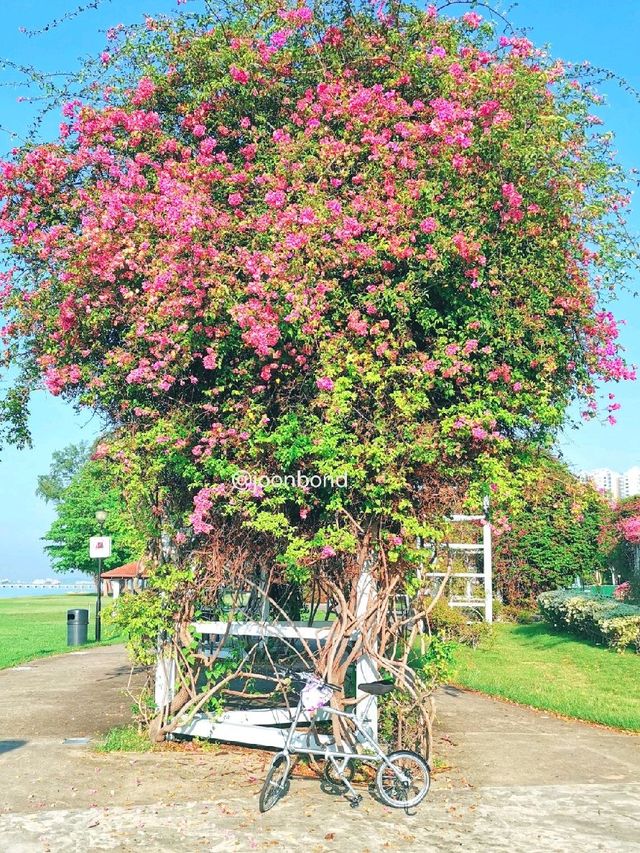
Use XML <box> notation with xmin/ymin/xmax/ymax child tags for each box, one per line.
<box><xmin>537</xmin><ymin>590</ymin><xmax>640</xmax><ymax>652</ymax></box>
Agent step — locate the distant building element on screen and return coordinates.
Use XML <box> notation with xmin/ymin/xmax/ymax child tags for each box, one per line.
<box><xmin>583</xmin><ymin>465</ymin><xmax>640</xmax><ymax>500</ymax></box>
<box><xmin>585</xmin><ymin>468</ymin><xmax>622</xmax><ymax>498</ymax></box>
<box><xmin>620</xmin><ymin>466</ymin><xmax>640</xmax><ymax>499</ymax></box>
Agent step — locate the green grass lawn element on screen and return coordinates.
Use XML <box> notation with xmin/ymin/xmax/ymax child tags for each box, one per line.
<box><xmin>0</xmin><ymin>594</ymin><xmax>122</xmax><ymax>670</ymax></box>
<box><xmin>453</xmin><ymin>621</ymin><xmax>640</xmax><ymax>731</ymax></box>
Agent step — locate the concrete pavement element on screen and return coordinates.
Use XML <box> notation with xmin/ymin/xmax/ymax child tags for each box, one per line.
<box><xmin>0</xmin><ymin>646</ymin><xmax>639</xmax><ymax>852</ymax></box>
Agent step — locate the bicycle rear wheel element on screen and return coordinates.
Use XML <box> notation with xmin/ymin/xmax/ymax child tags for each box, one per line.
<box><xmin>323</xmin><ymin>757</ymin><xmax>355</xmax><ymax>790</ymax></box>
<box><xmin>259</xmin><ymin>753</ymin><xmax>291</xmax><ymax>813</ymax></box>
<box><xmin>376</xmin><ymin>750</ymin><xmax>430</xmax><ymax>809</ymax></box>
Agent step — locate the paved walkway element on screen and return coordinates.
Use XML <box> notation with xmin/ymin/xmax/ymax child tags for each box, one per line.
<box><xmin>0</xmin><ymin>647</ymin><xmax>639</xmax><ymax>852</ymax></box>
<box><xmin>435</xmin><ymin>684</ymin><xmax>640</xmax><ymax>788</ymax></box>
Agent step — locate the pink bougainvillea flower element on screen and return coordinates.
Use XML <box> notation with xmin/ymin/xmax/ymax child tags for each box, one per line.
<box><xmin>316</xmin><ymin>376</ymin><xmax>334</xmax><ymax>391</ymax></box>
<box><xmin>419</xmin><ymin>217</ymin><xmax>438</xmax><ymax>234</ymax></box>
<box><xmin>462</xmin><ymin>11</ymin><xmax>482</xmax><ymax>29</ymax></box>
<box><xmin>618</xmin><ymin>517</ymin><xmax>640</xmax><ymax>543</ymax></box>
<box><xmin>278</xmin><ymin>4</ymin><xmax>313</xmax><ymax>26</ymax></box>
<box><xmin>202</xmin><ymin>349</ymin><xmax>217</xmax><ymax>369</ymax></box>
<box><xmin>131</xmin><ymin>77</ymin><xmax>157</xmax><ymax>105</ymax></box>
<box><xmin>614</xmin><ymin>581</ymin><xmax>631</xmax><ymax>601</ymax></box>
<box><xmin>265</xmin><ymin>189</ymin><xmax>287</xmax><ymax>208</ymax></box>
<box><xmin>229</xmin><ymin>65</ymin><xmax>250</xmax><ymax>84</ymax></box>
<box><xmin>270</xmin><ymin>28</ymin><xmax>292</xmax><ymax>48</ymax></box>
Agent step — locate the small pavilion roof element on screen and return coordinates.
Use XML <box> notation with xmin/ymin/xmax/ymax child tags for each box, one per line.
<box><xmin>100</xmin><ymin>562</ymin><xmax>147</xmax><ymax>579</ymax></box>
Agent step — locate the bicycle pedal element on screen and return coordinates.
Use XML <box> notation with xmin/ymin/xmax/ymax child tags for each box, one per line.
<box><xmin>350</xmin><ymin>796</ymin><xmax>363</xmax><ymax>809</ymax></box>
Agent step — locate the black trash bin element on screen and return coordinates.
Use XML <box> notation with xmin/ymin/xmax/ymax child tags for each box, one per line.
<box><xmin>67</xmin><ymin>609</ymin><xmax>89</xmax><ymax>646</ymax></box>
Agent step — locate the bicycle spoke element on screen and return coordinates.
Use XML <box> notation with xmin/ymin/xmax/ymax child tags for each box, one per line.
<box><xmin>381</xmin><ymin>762</ymin><xmax>419</xmax><ymax>799</ymax></box>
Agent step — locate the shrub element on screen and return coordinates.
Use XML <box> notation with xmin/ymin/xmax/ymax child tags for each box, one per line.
<box><xmin>0</xmin><ymin>1</ymin><xmax>634</xmax><ymax>583</ymax></box>
<box><xmin>538</xmin><ymin>590</ymin><xmax>640</xmax><ymax>652</ymax></box>
<box><xmin>498</xmin><ymin>604</ymin><xmax>538</xmax><ymax>624</ymax></box>
<box><xmin>426</xmin><ymin>600</ymin><xmax>490</xmax><ymax>648</ymax></box>
<box><xmin>605</xmin><ymin>497</ymin><xmax>640</xmax><ymax>602</ymax></box>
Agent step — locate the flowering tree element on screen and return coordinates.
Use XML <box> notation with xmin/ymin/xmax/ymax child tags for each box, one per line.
<box><xmin>616</xmin><ymin>512</ymin><xmax>640</xmax><ymax>545</ymax></box>
<box><xmin>0</xmin><ymin>1</ymin><xmax>636</xmax><ymax>738</ymax></box>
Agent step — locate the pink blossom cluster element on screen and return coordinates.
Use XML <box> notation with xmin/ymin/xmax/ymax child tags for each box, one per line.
<box><xmin>614</xmin><ymin>581</ymin><xmax>631</xmax><ymax>601</ymax></box>
<box><xmin>618</xmin><ymin>516</ymin><xmax>640</xmax><ymax>544</ymax></box>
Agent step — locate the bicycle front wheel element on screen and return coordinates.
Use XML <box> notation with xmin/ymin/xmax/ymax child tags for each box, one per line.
<box><xmin>376</xmin><ymin>750</ymin><xmax>430</xmax><ymax>809</ymax></box>
<box><xmin>259</xmin><ymin>753</ymin><xmax>291</xmax><ymax>813</ymax></box>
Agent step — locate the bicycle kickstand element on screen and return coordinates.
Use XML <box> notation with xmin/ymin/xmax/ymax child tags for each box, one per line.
<box><xmin>340</xmin><ymin>775</ymin><xmax>362</xmax><ymax>809</ymax></box>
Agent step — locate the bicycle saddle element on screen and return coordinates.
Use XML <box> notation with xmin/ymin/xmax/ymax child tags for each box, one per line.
<box><xmin>359</xmin><ymin>680</ymin><xmax>395</xmax><ymax>696</ymax></box>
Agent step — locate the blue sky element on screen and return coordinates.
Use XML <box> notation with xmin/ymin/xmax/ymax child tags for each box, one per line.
<box><xmin>0</xmin><ymin>0</ymin><xmax>638</xmax><ymax>579</ymax></box>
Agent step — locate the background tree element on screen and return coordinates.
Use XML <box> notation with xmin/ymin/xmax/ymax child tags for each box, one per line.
<box><xmin>606</xmin><ymin>496</ymin><xmax>640</xmax><ymax>600</ymax></box>
<box><xmin>493</xmin><ymin>455</ymin><xmax>614</xmax><ymax>604</ymax></box>
<box><xmin>36</xmin><ymin>441</ymin><xmax>90</xmax><ymax>503</ymax></box>
<box><xmin>39</xmin><ymin>447</ymin><xmax>145</xmax><ymax>579</ymax></box>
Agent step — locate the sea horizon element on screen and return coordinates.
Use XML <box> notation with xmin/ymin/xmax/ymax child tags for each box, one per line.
<box><xmin>0</xmin><ymin>584</ymin><xmax>95</xmax><ymax>600</ymax></box>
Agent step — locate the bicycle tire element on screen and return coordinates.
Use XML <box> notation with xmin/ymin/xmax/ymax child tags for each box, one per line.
<box><xmin>258</xmin><ymin>753</ymin><xmax>290</xmax><ymax>813</ymax></box>
<box><xmin>375</xmin><ymin>750</ymin><xmax>430</xmax><ymax>809</ymax></box>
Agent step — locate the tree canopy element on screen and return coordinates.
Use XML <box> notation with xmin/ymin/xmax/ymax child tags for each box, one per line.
<box><xmin>0</xmin><ymin>0</ymin><xmax>635</xmax><ymax>581</ymax></box>
<box><xmin>36</xmin><ymin>441</ymin><xmax>90</xmax><ymax>503</ymax></box>
<box><xmin>39</xmin><ymin>443</ymin><xmax>145</xmax><ymax>577</ymax></box>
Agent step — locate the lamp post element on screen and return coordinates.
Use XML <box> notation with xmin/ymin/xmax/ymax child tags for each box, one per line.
<box><xmin>95</xmin><ymin>509</ymin><xmax>107</xmax><ymax>641</ymax></box>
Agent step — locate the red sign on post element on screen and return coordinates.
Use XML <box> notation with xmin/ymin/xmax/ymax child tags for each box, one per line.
<box><xmin>89</xmin><ymin>536</ymin><xmax>112</xmax><ymax>559</ymax></box>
